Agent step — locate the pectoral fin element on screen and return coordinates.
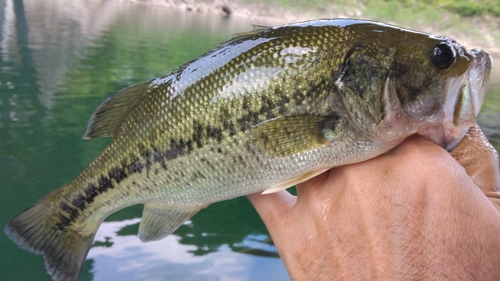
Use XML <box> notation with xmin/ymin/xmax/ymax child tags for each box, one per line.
<box><xmin>262</xmin><ymin>168</ymin><xmax>329</xmax><ymax>194</ymax></box>
<box><xmin>139</xmin><ymin>203</ymin><xmax>204</xmax><ymax>242</ymax></box>
<box><xmin>252</xmin><ymin>115</ymin><xmax>348</xmax><ymax>158</ymax></box>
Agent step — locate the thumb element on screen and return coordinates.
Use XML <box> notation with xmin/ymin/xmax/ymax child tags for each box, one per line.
<box><xmin>450</xmin><ymin>123</ymin><xmax>500</xmax><ymax>211</ymax></box>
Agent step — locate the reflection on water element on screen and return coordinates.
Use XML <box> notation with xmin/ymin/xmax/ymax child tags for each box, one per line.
<box><xmin>0</xmin><ymin>1</ymin><xmax>287</xmax><ymax>280</ymax></box>
<box><xmin>1</xmin><ymin>0</ymin><xmax>499</xmax><ymax>280</ymax></box>
<box><xmin>88</xmin><ymin>219</ymin><xmax>286</xmax><ymax>281</ymax></box>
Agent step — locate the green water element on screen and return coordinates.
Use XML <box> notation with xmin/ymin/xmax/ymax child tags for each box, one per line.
<box><xmin>1</xmin><ymin>1</ymin><xmax>499</xmax><ymax>281</ymax></box>
<box><xmin>0</xmin><ymin>1</ymin><xmax>286</xmax><ymax>280</ymax></box>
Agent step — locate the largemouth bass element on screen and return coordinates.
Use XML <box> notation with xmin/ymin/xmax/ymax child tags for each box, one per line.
<box><xmin>5</xmin><ymin>19</ymin><xmax>492</xmax><ymax>281</ymax></box>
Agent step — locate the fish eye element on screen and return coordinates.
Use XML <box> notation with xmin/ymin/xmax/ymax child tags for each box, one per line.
<box><xmin>431</xmin><ymin>42</ymin><xmax>455</xmax><ymax>70</ymax></box>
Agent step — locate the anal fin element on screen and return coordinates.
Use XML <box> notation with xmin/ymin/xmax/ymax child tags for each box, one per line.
<box><xmin>139</xmin><ymin>203</ymin><xmax>204</xmax><ymax>242</ymax></box>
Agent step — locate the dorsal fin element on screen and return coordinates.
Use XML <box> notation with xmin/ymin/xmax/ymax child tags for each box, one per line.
<box><xmin>83</xmin><ymin>80</ymin><xmax>151</xmax><ymax>139</ymax></box>
<box><xmin>219</xmin><ymin>24</ymin><xmax>272</xmax><ymax>47</ymax></box>
<box><xmin>231</xmin><ymin>24</ymin><xmax>271</xmax><ymax>40</ymax></box>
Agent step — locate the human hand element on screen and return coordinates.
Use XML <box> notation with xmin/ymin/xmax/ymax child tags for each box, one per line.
<box><xmin>248</xmin><ymin>135</ymin><xmax>500</xmax><ymax>280</ymax></box>
<box><xmin>450</xmin><ymin>123</ymin><xmax>500</xmax><ymax>211</ymax></box>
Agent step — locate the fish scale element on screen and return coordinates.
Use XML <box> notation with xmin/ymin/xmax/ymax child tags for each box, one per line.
<box><xmin>5</xmin><ymin>19</ymin><xmax>492</xmax><ymax>281</ymax></box>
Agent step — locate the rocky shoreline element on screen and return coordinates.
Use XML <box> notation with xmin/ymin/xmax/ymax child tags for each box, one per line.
<box><xmin>122</xmin><ymin>0</ymin><xmax>499</xmax><ymax>55</ymax></box>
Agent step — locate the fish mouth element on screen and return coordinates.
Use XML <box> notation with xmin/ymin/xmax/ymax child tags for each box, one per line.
<box><xmin>466</xmin><ymin>49</ymin><xmax>492</xmax><ymax>116</ymax></box>
<box><xmin>418</xmin><ymin>49</ymin><xmax>492</xmax><ymax>150</ymax></box>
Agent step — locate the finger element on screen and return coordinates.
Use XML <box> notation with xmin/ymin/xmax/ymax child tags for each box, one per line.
<box><xmin>295</xmin><ymin>135</ymin><xmax>445</xmax><ymax>204</ymax></box>
<box><xmin>247</xmin><ymin>190</ymin><xmax>296</xmax><ymax>228</ymax></box>
<box><xmin>450</xmin><ymin>123</ymin><xmax>500</xmax><ymax>211</ymax></box>
<box><xmin>295</xmin><ymin>170</ymin><xmax>330</xmax><ymax>200</ymax></box>
<box><xmin>389</xmin><ymin>134</ymin><xmax>446</xmax><ymax>155</ymax></box>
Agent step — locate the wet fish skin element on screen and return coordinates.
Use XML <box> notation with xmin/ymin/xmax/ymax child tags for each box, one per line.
<box><xmin>4</xmin><ymin>19</ymin><xmax>492</xmax><ymax>281</ymax></box>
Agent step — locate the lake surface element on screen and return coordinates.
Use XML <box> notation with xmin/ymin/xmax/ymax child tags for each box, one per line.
<box><xmin>0</xmin><ymin>1</ymin><xmax>287</xmax><ymax>280</ymax></box>
<box><xmin>1</xmin><ymin>1</ymin><xmax>499</xmax><ymax>281</ymax></box>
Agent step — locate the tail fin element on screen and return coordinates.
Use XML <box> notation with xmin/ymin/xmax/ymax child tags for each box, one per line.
<box><xmin>4</xmin><ymin>188</ymin><xmax>99</xmax><ymax>281</ymax></box>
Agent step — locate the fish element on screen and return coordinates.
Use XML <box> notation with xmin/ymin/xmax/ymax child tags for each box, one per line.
<box><xmin>4</xmin><ymin>18</ymin><xmax>492</xmax><ymax>281</ymax></box>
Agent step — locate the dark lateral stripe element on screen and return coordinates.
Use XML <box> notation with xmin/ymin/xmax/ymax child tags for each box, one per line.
<box><xmin>165</xmin><ymin>140</ymin><xmax>185</xmax><ymax>160</ymax></box>
<box><xmin>55</xmin><ymin>136</ymin><xmax>209</xmax><ymax>229</ymax></box>
<box><xmin>143</xmin><ymin>155</ymin><xmax>152</xmax><ymax>174</ymax></box>
<box><xmin>191</xmin><ymin>122</ymin><xmax>224</xmax><ymax>147</ymax></box>
<box><xmin>56</xmin><ymin>201</ymin><xmax>79</xmax><ymax>230</ymax></box>
<box><xmin>84</xmin><ymin>183</ymin><xmax>99</xmax><ymax>203</ymax></box>
<box><xmin>153</xmin><ymin>148</ymin><xmax>167</xmax><ymax>170</ymax></box>
<box><xmin>59</xmin><ymin>201</ymin><xmax>78</xmax><ymax>221</ymax></box>
<box><xmin>128</xmin><ymin>160</ymin><xmax>144</xmax><ymax>174</ymax></box>
<box><xmin>97</xmin><ymin>175</ymin><xmax>114</xmax><ymax>192</ymax></box>
<box><xmin>72</xmin><ymin>194</ymin><xmax>86</xmax><ymax>211</ymax></box>
<box><xmin>56</xmin><ymin>213</ymin><xmax>71</xmax><ymax>230</ymax></box>
<box><xmin>109</xmin><ymin>167</ymin><xmax>127</xmax><ymax>184</ymax></box>
<box><xmin>57</xmin><ymin>168</ymin><xmax>123</xmax><ymax>228</ymax></box>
